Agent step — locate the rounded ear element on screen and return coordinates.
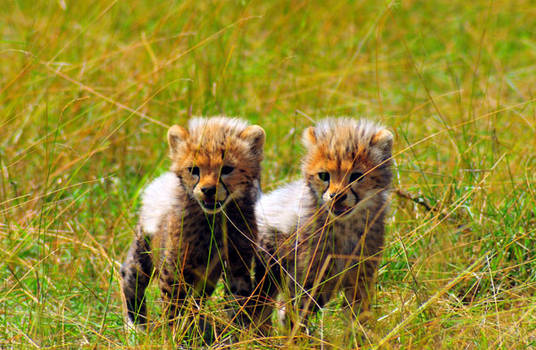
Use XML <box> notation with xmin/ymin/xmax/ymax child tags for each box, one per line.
<box><xmin>167</xmin><ymin>125</ymin><xmax>189</xmax><ymax>154</ymax></box>
<box><xmin>302</xmin><ymin>126</ymin><xmax>317</xmax><ymax>148</ymax></box>
<box><xmin>240</xmin><ymin>125</ymin><xmax>265</xmax><ymax>157</ymax></box>
<box><xmin>370</xmin><ymin>129</ymin><xmax>393</xmax><ymax>148</ymax></box>
<box><xmin>370</xmin><ymin>129</ymin><xmax>393</xmax><ymax>159</ymax></box>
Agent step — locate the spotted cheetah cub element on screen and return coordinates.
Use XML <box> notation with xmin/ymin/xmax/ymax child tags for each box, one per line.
<box><xmin>120</xmin><ymin>117</ymin><xmax>265</xmax><ymax>334</ymax></box>
<box><xmin>253</xmin><ymin>118</ymin><xmax>393</xmax><ymax>329</ymax></box>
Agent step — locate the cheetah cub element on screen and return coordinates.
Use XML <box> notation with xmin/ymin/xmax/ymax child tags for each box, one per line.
<box><xmin>120</xmin><ymin>117</ymin><xmax>265</xmax><ymax>334</ymax></box>
<box><xmin>253</xmin><ymin>118</ymin><xmax>393</xmax><ymax>329</ymax></box>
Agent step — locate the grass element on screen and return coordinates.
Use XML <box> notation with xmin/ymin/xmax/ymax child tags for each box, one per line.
<box><xmin>1</xmin><ymin>0</ymin><xmax>536</xmax><ymax>348</ymax></box>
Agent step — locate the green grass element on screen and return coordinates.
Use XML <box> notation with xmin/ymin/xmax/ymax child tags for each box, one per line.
<box><xmin>1</xmin><ymin>0</ymin><xmax>536</xmax><ymax>348</ymax></box>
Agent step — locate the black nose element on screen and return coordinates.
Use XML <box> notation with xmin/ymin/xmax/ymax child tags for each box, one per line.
<box><xmin>330</xmin><ymin>193</ymin><xmax>347</xmax><ymax>201</ymax></box>
<box><xmin>201</xmin><ymin>186</ymin><xmax>216</xmax><ymax>197</ymax></box>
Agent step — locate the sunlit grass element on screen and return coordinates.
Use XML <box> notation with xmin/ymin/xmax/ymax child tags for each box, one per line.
<box><xmin>1</xmin><ymin>0</ymin><xmax>535</xmax><ymax>348</ymax></box>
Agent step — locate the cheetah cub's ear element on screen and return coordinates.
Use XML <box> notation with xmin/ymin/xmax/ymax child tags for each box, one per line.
<box><xmin>370</xmin><ymin>128</ymin><xmax>394</xmax><ymax>161</ymax></box>
<box><xmin>240</xmin><ymin>125</ymin><xmax>265</xmax><ymax>159</ymax></box>
<box><xmin>167</xmin><ymin>125</ymin><xmax>189</xmax><ymax>156</ymax></box>
<box><xmin>302</xmin><ymin>126</ymin><xmax>317</xmax><ymax>148</ymax></box>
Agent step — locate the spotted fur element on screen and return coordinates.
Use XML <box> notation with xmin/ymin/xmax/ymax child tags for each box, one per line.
<box><xmin>253</xmin><ymin>117</ymin><xmax>393</xmax><ymax>329</ymax></box>
<box><xmin>120</xmin><ymin>117</ymin><xmax>265</xmax><ymax>335</ymax></box>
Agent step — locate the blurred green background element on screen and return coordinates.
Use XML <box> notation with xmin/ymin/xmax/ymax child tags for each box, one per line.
<box><xmin>1</xmin><ymin>0</ymin><xmax>535</xmax><ymax>348</ymax></box>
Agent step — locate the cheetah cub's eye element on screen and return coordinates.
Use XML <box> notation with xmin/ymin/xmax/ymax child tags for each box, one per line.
<box><xmin>317</xmin><ymin>172</ymin><xmax>330</xmax><ymax>182</ymax></box>
<box><xmin>188</xmin><ymin>166</ymin><xmax>200</xmax><ymax>176</ymax></box>
<box><xmin>349</xmin><ymin>172</ymin><xmax>364</xmax><ymax>183</ymax></box>
<box><xmin>221</xmin><ymin>165</ymin><xmax>234</xmax><ymax>175</ymax></box>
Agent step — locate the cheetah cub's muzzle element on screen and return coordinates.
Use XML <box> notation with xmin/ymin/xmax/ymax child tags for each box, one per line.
<box><xmin>189</xmin><ymin>164</ymin><xmax>235</xmax><ymax>214</ymax></box>
<box><xmin>317</xmin><ymin>170</ymin><xmax>365</xmax><ymax>219</ymax></box>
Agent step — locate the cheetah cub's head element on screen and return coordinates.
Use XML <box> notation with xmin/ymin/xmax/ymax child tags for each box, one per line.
<box><xmin>168</xmin><ymin>117</ymin><xmax>265</xmax><ymax>214</ymax></box>
<box><xmin>302</xmin><ymin>118</ymin><xmax>393</xmax><ymax>220</ymax></box>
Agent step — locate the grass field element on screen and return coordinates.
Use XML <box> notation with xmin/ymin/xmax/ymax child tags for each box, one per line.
<box><xmin>1</xmin><ymin>0</ymin><xmax>536</xmax><ymax>348</ymax></box>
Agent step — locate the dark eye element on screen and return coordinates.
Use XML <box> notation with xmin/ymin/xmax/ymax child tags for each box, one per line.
<box><xmin>188</xmin><ymin>166</ymin><xmax>200</xmax><ymax>176</ymax></box>
<box><xmin>317</xmin><ymin>172</ymin><xmax>330</xmax><ymax>182</ymax></box>
<box><xmin>221</xmin><ymin>165</ymin><xmax>234</xmax><ymax>175</ymax></box>
<box><xmin>350</xmin><ymin>172</ymin><xmax>364</xmax><ymax>183</ymax></box>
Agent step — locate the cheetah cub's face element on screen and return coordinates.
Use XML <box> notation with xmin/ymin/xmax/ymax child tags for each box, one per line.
<box><xmin>302</xmin><ymin>119</ymin><xmax>393</xmax><ymax>220</ymax></box>
<box><xmin>167</xmin><ymin>118</ymin><xmax>265</xmax><ymax>214</ymax></box>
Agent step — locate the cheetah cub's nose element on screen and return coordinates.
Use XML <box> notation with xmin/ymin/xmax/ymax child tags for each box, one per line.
<box><xmin>201</xmin><ymin>186</ymin><xmax>217</xmax><ymax>197</ymax></box>
<box><xmin>330</xmin><ymin>193</ymin><xmax>347</xmax><ymax>202</ymax></box>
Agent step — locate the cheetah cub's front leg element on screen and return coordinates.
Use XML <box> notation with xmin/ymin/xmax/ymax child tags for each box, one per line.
<box><xmin>120</xmin><ymin>225</ymin><xmax>153</xmax><ymax>328</ymax></box>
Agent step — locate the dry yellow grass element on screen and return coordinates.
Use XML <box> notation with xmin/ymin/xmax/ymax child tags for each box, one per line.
<box><xmin>1</xmin><ymin>0</ymin><xmax>535</xmax><ymax>348</ymax></box>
